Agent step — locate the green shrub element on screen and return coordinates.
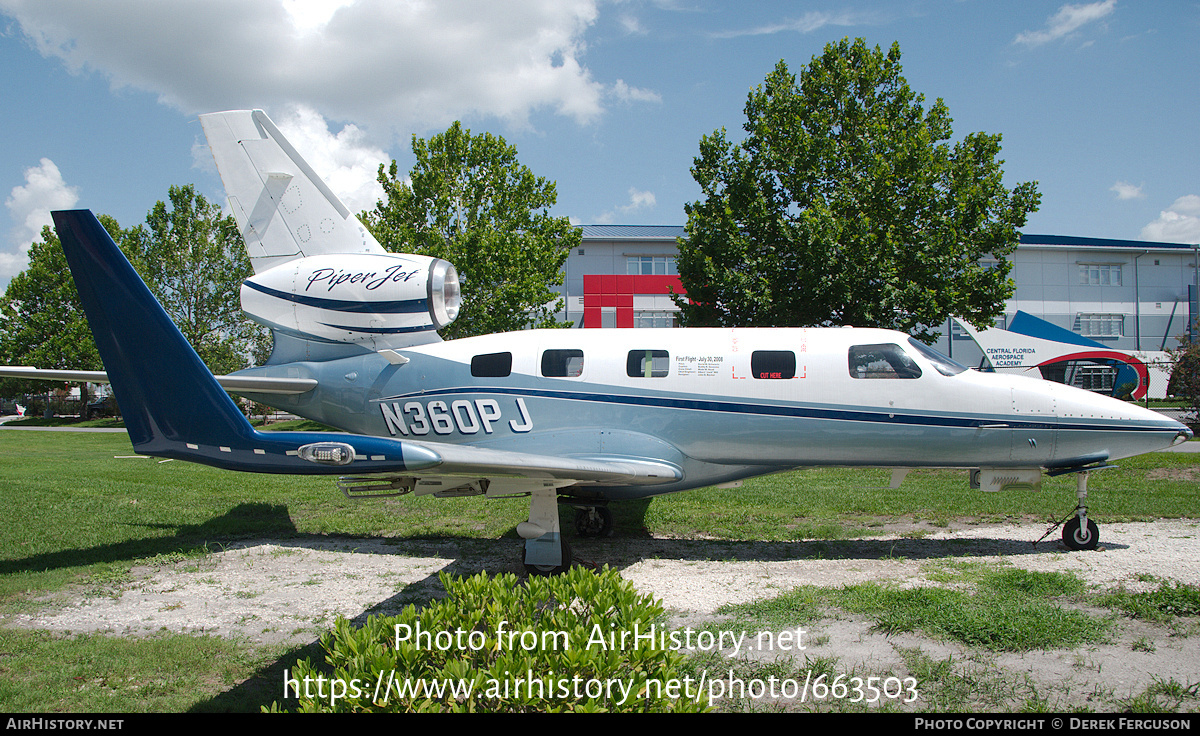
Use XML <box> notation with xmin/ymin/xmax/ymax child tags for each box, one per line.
<box><xmin>271</xmin><ymin>566</ymin><xmax>710</xmax><ymax>712</ymax></box>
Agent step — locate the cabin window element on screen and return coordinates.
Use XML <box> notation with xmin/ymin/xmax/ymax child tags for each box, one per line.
<box><xmin>751</xmin><ymin>351</ymin><xmax>796</xmax><ymax>379</ymax></box>
<box><xmin>471</xmin><ymin>352</ymin><xmax>512</xmax><ymax>378</ymax></box>
<box><xmin>627</xmin><ymin>350</ymin><xmax>669</xmax><ymax>378</ymax></box>
<box><xmin>848</xmin><ymin>344</ymin><xmax>923</xmax><ymax>379</ymax></box>
<box><xmin>541</xmin><ymin>349</ymin><xmax>585</xmax><ymax>378</ymax></box>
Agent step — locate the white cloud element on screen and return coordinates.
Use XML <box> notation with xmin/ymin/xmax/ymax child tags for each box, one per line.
<box><xmin>620</xmin><ymin>187</ymin><xmax>656</xmax><ymax>213</ymax></box>
<box><xmin>280</xmin><ymin>0</ymin><xmax>357</xmax><ymax>35</ymax></box>
<box><xmin>594</xmin><ymin>186</ymin><xmax>656</xmax><ymax>223</ymax></box>
<box><xmin>273</xmin><ymin>105</ymin><xmax>389</xmax><ymax>214</ymax></box>
<box><xmin>617</xmin><ymin>13</ymin><xmax>644</xmax><ymax>35</ymax></box>
<box><xmin>609</xmin><ymin>80</ymin><xmax>661</xmax><ymax>104</ymax></box>
<box><xmin>711</xmin><ymin>11</ymin><xmax>871</xmax><ymax>39</ymax></box>
<box><xmin>191</xmin><ymin>137</ymin><xmax>219</xmax><ymax>176</ymax></box>
<box><xmin>0</xmin><ymin>0</ymin><xmax>616</xmax><ymax>136</ymax></box>
<box><xmin>1110</xmin><ymin>181</ymin><xmax>1144</xmax><ymax>200</ymax></box>
<box><xmin>1014</xmin><ymin>0</ymin><xmax>1116</xmax><ymax>47</ymax></box>
<box><xmin>1</xmin><ymin>158</ymin><xmax>79</xmax><ymax>284</ymax></box>
<box><xmin>1141</xmin><ymin>195</ymin><xmax>1200</xmax><ymax>244</ymax></box>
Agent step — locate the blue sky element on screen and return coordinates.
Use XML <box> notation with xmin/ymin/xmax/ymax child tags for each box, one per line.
<box><xmin>1</xmin><ymin>0</ymin><xmax>1197</xmax><ymax>287</ymax></box>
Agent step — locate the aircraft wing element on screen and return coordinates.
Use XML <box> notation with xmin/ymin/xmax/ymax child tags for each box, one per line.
<box><xmin>0</xmin><ymin>366</ymin><xmax>317</xmax><ymax>396</ymax></box>
<box><xmin>334</xmin><ymin>439</ymin><xmax>682</xmax><ymax>498</ymax></box>
<box><xmin>398</xmin><ymin>440</ymin><xmax>680</xmax><ymax>484</ymax></box>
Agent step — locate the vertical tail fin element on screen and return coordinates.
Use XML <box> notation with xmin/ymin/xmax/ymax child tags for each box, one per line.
<box><xmin>53</xmin><ymin>209</ymin><xmax>254</xmax><ymax>452</ymax></box>
<box><xmin>200</xmin><ymin>109</ymin><xmax>455</xmax><ymax>363</ymax></box>
<box><xmin>51</xmin><ymin>209</ymin><xmax>439</xmax><ymax>474</ymax></box>
<box><xmin>199</xmin><ymin>110</ymin><xmax>386</xmax><ymax>274</ymax></box>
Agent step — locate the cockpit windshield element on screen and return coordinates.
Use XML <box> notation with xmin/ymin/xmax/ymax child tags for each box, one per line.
<box><xmin>907</xmin><ymin>338</ymin><xmax>968</xmax><ymax>377</ymax></box>
<box><xmin>848</xmin><ymin>344</ymin><xmax>923</xmax><ymax>379</ymax></box>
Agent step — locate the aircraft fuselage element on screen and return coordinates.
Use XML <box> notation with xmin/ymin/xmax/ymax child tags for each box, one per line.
<box><xmin>234</xmin><ymin>326</ymin><xmax>1187</xmax><ymax>499</ymax></box>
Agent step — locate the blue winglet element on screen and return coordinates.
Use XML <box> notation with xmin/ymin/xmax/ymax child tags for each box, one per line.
<box><xmin>52</xmin><ymin>209</ymin><xmax>440</xmax><ymax>475</ymax></box>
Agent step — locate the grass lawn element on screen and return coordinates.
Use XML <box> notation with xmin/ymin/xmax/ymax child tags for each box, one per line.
<box><xmin>1</xmin><ymin>428</ymin><xmax>1196</xmax><ymax>712</ymax></box>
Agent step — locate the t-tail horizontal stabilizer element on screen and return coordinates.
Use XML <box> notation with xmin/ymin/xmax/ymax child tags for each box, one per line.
<box><xmin>51</xmin><ymin>209</ymin><xmax>440</xmax><ymax>475</ymax></box>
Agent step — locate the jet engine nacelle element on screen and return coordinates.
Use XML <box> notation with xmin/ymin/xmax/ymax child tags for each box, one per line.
<box><xmin>241</xmin><ymin>252</ymin><xmax>460</xmax><ymax>346</ymax></box>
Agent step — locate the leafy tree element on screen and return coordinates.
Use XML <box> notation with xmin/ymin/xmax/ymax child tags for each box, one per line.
<box><xmin>675</xmin><ymin>39</ymin><xmax>1041</xmax><ymax>342</ymax></box>
<box><xmin>1</xmin><ymin>186</ymin><xmax>265</xmax><ymax>410</ymax></box>
<box><xmin>364</xmin><ymin>122</ymin><xmax>578</xmax><ymax>340</ymax></box>
<box><xmin>0</xmin><ymin>217</ymin><xmax>130</xmax><ymax>405</ymax></box>
<box><xmin>126</xmin><ymin>184</ymin><xmax>264</xmax><ymax>375</ymax></box>
<box><xmin>1167</xmin><ymin>324</ymin><xmax>1200</xmax><ymax>427</ymax></box>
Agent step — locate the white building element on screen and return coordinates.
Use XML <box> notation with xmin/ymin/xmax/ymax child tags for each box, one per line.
<box><xmin>563</xmin><ymin>227</ymin><xmax>1200</xmax><ymax>370</ymax></box>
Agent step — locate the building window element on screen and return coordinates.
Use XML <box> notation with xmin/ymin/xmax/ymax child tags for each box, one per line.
<box><xmin>951</xmin><ymin>316</ymin><xmax>1005</xmax><ymax>340</ymax></box>
<box><xmin>627</xmin><ymin>350</ymin><xmax>669</xmax><ymax>378</ymax></box>
<box><xmin>634</xmin><ymin>311</ymin><xmax>677</xmax><ymax>328</ymax></box>
<box><xmin>1074</xmin><ymin>365</ymin><xmax>1116</xmax><ymax>393</ymax></box>
<box><xmin>1075</xmin><ymin>314</ymin><xmax>1124</xmax><ymax>338</ymax></box>
<box><xmin>1078</xmin><ymin>264</ymin><xmax>1122</xmax><ymax>286</ymax></box>
<box><xmin>627</xmin><ymin>256</ymin><xmax>677</xmax><ymax>275</ymax></box>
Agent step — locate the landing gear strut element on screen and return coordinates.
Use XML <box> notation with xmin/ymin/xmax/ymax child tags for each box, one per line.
<box><xmin>1061</xmin><ymin>471</ymin><xmax>1099</xmax><ymax>550</ymax></box>
<box><xmin>525</xmin><ymin>538</ymin><xmax>572</xmax><ymax>576</ymax></box>
<box><xmin>518</xmin><ymin>485</ymin><xmax>572</xmax><ymax>575</ymax></box>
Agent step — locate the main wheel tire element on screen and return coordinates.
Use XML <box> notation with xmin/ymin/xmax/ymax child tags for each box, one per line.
<box><xmin>574</xmin><ymin>506</ymin><xmax>613</xmax><ymax>538</ymax></box>
<box><xmin>524</xmin><ymin>539</ymin><xmax>572</xmax><ymax>576</ymax></box>
<box><xmin>1062</xmin><ymin>516</ymin><xmax>1099</xmax><ymax>551</ymax></box>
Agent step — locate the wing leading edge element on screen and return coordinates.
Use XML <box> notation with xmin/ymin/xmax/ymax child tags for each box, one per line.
<box><xmin>47</xmin><ymin>209</ymin><xmax>681</xmax><ymax>488</ymax></box>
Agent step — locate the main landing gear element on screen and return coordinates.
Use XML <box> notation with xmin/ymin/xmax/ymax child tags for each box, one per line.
<box><xmin>574</xmin><ymin>505</ymin><xmax>613</xmax><ymax>538</ymax></box>
<box><xmin>517</xmin><ymin>493</ymin><xmax>616</xmax><ymax>574</ymax></box>
<box><xmin>518</xmin><ymin>485</ymin><xmax>571</xmax><ymax>575</ymax></box>
<box><xmin>524</xmin><ymin>538</ymin><xmax>572</xmax><ymax>576</ymax></box>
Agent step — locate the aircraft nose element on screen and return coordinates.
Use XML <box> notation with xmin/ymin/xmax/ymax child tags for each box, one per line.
<box><xmin>1053</xmin><ymin>383</ymin><xmax>1194</xmax><ymax>461</ymax></box>
<box><xmin>1136</xmin><ymin>407</ymin><xmax>1191</xmax><ymax>454</ymax></box>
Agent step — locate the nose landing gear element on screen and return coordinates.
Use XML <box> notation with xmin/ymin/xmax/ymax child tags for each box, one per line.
<box><xmin>1061</xmin><ymin>471</ymin><xmax>1099</xmax><ymax>550</ymax></box>
<box><xmin>1062</xmin><ymin>514</ymin><xmax>1099</xmax><ymax>551</ymax></box>
<box><xmin>1040</xmin><ymin>467</ymin><xmax>1108</xmax><ymax>550</ymax></box>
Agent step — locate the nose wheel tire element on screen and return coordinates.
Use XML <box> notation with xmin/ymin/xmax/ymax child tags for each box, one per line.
<box><xmin>1063</xmin><ymin>516</ymin><xmax>1099</xmax><ymax>551</ymax></box>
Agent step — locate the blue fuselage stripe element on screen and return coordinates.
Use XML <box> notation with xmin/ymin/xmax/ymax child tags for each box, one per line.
<box><xmin>373</xmin><ymin>385</ymin><xmax>1171</xmax><ymax>434</ymax></box>
<box><xmin>318</xmin><ymin>322</ymin><xmax>436</xmax><ymax>334</ymax></box>
<box><xmin>244</xmin><ymin>280</ymin><xmax>429</xmax><ymax>314</ymax></box>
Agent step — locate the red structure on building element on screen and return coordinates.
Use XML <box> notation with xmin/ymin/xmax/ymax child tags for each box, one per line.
<box><xmin>582</xmin><ymin>274</ymin><xmax>685</xmax><ymax>328</ymax></box>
